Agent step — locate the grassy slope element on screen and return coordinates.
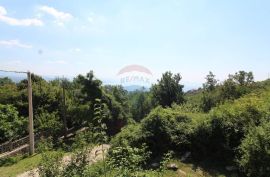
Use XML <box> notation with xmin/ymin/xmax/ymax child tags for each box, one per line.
<box><xmin>0</xmin><ymin>154</ymin><xmax>42</xmax><ymax>177</ymax></box>
<box><xmin>0</xmin><ymin>155</ymin><xmax>232</xmax><ymax>177</ymax></box>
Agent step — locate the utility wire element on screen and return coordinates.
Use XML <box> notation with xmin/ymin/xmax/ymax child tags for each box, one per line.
<box><xmin>0</xmin><ymin>69</ymin><xmax>28</xmax><ymax>74</ymax></box>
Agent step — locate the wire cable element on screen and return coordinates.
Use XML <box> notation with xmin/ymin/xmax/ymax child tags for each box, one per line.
<box><xmin>0</xmin><ymin>69</ymin><xmax>28</xmax><ymax>74</ymax></box>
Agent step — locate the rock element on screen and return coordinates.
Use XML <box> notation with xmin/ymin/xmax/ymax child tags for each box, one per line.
<box><xmin>167</xmin><ymin>163</ymin><xmax>178</xmax><ymax>171</ymax></box>
<box><xmin>177</xmin><ymin>169</ymin><xmax>187</xmax><ymax>176</ymax></box>
<box><xmin>17</xmin><ymin>168</ymin><xmax>39</xmax><ymax>177</ymax></box>
<box><xmin>180</xmin><ymin>152</ymin><xmax>191</xmax><ymax>161</ymax></box>
<box><xmin>151</xmin><ymin>163</ymin><xmax>159</xmax><ymax>168</ymax></box>
<box><xmin>225</xmin><ymin>166</ymin><xmax>238</xmax><ymax>171</ymax></box>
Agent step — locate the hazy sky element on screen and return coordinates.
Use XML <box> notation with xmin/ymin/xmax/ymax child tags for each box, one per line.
<box><xmin>0</xmin><ymin>0</ymin><xmax>270</xmax><ymax>88</ymax></box>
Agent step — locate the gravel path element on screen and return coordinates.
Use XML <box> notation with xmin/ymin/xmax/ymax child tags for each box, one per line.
<box><xmin>17</xmin><ymin>144</ymin><xmax>110</xmax><ymax>177</ymax></box>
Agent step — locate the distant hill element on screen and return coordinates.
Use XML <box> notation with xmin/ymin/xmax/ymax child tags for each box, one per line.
<box><xmin>123</xmin><ymin>85</ymin><xmax>150</xmax><ymax>92</ymax></box>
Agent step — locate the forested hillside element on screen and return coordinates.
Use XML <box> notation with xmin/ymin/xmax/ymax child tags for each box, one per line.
<box><xmin>0</xmin><ymin>70</ymin><xmax>270</xmax><ymax>177</ymax></box>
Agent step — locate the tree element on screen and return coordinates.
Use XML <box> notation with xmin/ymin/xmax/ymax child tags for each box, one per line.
<box><xmin>75</xmin><ymin>71</ymin><xmax>102</xmax><ymax>103</ymax></box>
<box><xmin>220</xmin><ymin>77</ymin><xmax>238</xmax><ymax>100</ymax></box>
<box><xmin>233</xmin><ymin>71</ymin><xmax>254</xmax><ymax>86</ymax></box>
<box><xmin>0</xmin><ymin>77</ymin><xmax>14</xmax><ymax>86</ymax></box>
<box><xmin>201</xmin><ymin>71</ymin><xmax>218</xmax><ymax>112</ymax></box>
<box><xmin>203</xmin><ymin>71</ymin><xmax>217</xmax><ymax>92</ymax></box>
<box><xmin>129</xmin><ymin>90</ymin><xmax>152</xmax><ymax>122</ymax></box>
<box><xmin>102</xmin><ymin>85</ymin><xmax>131</xmax><ymax>135</ymax></box>
<box><xmin>0</xmin><ymin>104</ymin><xmax>26</xmax><ymax>143</ymax></box>
<box><xmin>151</xmin><ymin>71</ymin><xmax>184</xmax><ymax>107</ymax></box>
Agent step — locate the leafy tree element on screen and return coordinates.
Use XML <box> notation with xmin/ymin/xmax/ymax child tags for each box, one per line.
<box><xmin>0</xmin><ymin>104</ymin><xmax>26</xmax><ymax>143</ymax></box>
<box><xmin>128</xmin><ymin>90</ymin><xmax>152</xmax><ymax>122</ymax></box>
<box><xmin>203</xmin><ymin>71</ymin><xmax>218</xmax><ymax>92</ymax></box>
<box><xmin>0</xmin><ymin>82</ymin><xmax>20</xmax><ymax>106</ymax></box>
<box><xmin>35</xmin><ymin>110</ymin><xmax>63</xmax><ymax>137</ymax></box>
<box><xmin>220</xmin><ymin>77</ymin><xmax>238</xmax><ymax>100</ymax></box>
<box><xmin>76</xmin><ymin>71</ymin><xmax>102</xmax><ymax>103</ymax></box>
<box><xmin>0</xmin><ymin>77</ymin><xmax>14</xmax><ymax>86</ymax></box>
<box><xmin>102</xmin><ymin>85</ymin><xmax>131</xmax><ymax>135</ymax></box>
<box><xmin>201</xmin><ymin>71</ymin><xmax>219</xmax><ymax>112</ymax></box>
<box><xmin>233</xmin><ymin>71</ymin><xmax>254</xmax><ymax>86</ymax></box>
<box><xmin>151</xmin><ymin>71</ymin><xmax>184</xmax><ymax>107</ymax></box>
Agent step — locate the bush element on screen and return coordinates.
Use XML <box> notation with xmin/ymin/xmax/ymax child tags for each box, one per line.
<box><xmin>110</xmin><ymin>124</ymin><xmax>143</xmax><ymax>148</ymax></box>
<box><xmin>36</xmin><ymin>137</ymin><xmax>54</xmax><ymax>153</ymax></box>
<box><xmin>62</xmin><ymin>149</ymin><xmax>89</xmax><ymax>177</ymax></box>
<box><xmin>238</xmin><ymin>122</ymin><xmax>270</xmax><ymax>177</ymax></box>
<box><xmin>208</xmin><ymin>92</ymin><xmax>270</xmax><ymax>161</ymax></box>
<box><xmin>141</xmin><ymin>106</ymin><xmax>193</xmax><ymax>156</ymax></box>
<box><xmin>190</xmin><ymin>118</ymin><xmax>212</xmax><ymax>160</ymax></box>
<box><xmin>108</xmin><ymin>141</ymin><xmax>151</xmax><ymax>173</ymax></box>
<box><xmin>39</xmin><ymin>151</ymin><xmax>64</xmax><ymax>177</ymax></box>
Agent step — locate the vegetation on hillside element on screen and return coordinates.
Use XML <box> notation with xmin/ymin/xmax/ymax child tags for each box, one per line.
<box><xmin>0</xmin><ymin>70</ymin><xmax>270</xmax><ymax>176</ymax></box>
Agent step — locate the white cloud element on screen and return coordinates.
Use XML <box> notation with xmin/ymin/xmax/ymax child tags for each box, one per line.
<box><xmin>0</xmin><ymin>40</ymin><xmax>32</xmax><ymax>48</ymax></box>
<box><xmin>39</xmin><ymin>5</ymin><xmax>72</xmax><ymax>26</ymax></box>
<box><xmin>0</xmin><ymin>6</ymin><xmax>7</xmax><ymax>15</ymax></box>
<box><xmin>0</xmin><ymin>6</ymin><xmax>43</xmax><ymax>26</ymax></box>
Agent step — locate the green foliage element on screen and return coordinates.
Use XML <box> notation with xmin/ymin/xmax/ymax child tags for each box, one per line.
<box><xmin>128</xmin><ymin>89</ymin><xmax>153</xmax><ymax>122</ymax></box>
<box><xmin>83</xmin><ymin>161</ymin><xmax>107</xmax><ymax>177</ymax></box>
<box><xmin>108</xmin><ymin>142</ymin><xmax>151</xmax><ymax>174</ymax></box>
<box><xmin>0</xmin><ymin>155</ymin><xmax>25</xmax><ymax>167</ymax></box>
<box><xmin>0</xmin><ymin>104</ymin><xmax>26</xmax><ymax>142</ymax></box>
<box><xmin>36</xmin><ymin>137</ymin><xmax>54</xmax><ymax>153</ymax></box>
<box><xmin>209</xmin><ymin>91</ymin><xmax>270</xmax><ymax>160</ymax></box>
<box><xmin>35</xmin><ymin>110</ymin><xmax>63</xmax><ymax>137</ymax></box>
<box><xmin>75</xmin><ymin>70</ymin><xmax>102</xmax><ymax>102</ymax></box>
<box><xmin>71</xmin><ymin>131</ymin><xmax>94</xmax><ymax>150</ymax></box>
<box><xmin>39</xmin><ymin>151</ymin><xmax>64</xmax><ymax>177</ymax></box>
<box><xmin>151</xmin><ymin>71</ymin><xmax>184</xmax><ymax>107</ymax></box>
<box><xmin>140</xmin><ymin>107</ymin><xmax>193</xmax><ymax>155</ymax></box>
<box><xmin>102</xmin><ymin>85</ymin><xmax>132</xmax><ymax>135</ymax></box>
<box><xmin>203</xmin><ymin>71</ymin><xmax>218</xmax><ymax>92</ymax></box>
<box><xmin>238</xmin><ymin>122</ymin><xmax>270</xmax><ymax>177</ymax></box>
<box><xmin>62</xmin><ymin>149</ymin><xmax>89</xmax><ymax>177</ymax></box>
<box><xmin>190</xmin><ymin>118</ymin><xmax>212</xmax><ymax>159</ymax></box>
<box><xmin>0</xmin><ymin>77</ymin><xmax>14</xmax><ymax>86</ymax></box>
<box><xmin>158</xmin><ymin>151</ymin><xmax>173</xmax><ymax>173</ymax></box>
<box><xmin>92</xmin><ymin>99</ymin><xmax>108</xmax><ymax>144</ymax></box>
<box><xmin>110</xmin><ymin>124</ymin><xmax>143</xmax><ymax>148</ymax></box>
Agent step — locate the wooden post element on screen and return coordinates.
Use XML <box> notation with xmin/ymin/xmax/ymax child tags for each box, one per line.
<box><xmin>27</xmin><ymin>72</ymin><xmax>34</xmax><ymax>155</ymax></box>
<box><xmin>62</xmin><ymin>84</ymin><xmax>68</xmax><ymax>137</ymax></box>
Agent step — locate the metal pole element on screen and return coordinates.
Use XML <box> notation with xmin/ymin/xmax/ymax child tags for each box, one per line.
<box><xmin>27</xmin><ymin>72</ymin><xmax>34</xmax><ymax>155</ymax></box>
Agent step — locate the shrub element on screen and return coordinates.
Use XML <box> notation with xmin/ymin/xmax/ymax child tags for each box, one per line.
<box><xmin>110</xmin><ymin>124</ymin><xmax>143</xmax><ymax>148</ymax></box>
<box><xmin>141</xmin><ymin>106</ymin><xmax>193</xmax><ymax>156</ymax></box>
<box><xmin>62</xmin><ymin>149</ymin><xmax>89</xmax><ymax>177</ymax></box>
<box><xmin>209</xmin><ymin>92</ymin><xmax>270</xmax><ymax>160</ymax></box>
<box><xmin>39</xmin><ymin>151</ymin><xmax>64</xmax><ymax>177</ymax></box>
<box><xmin>36</xmin><ymin>137</ymin><xmax>54</xmax><ymax>153</ymax></box>
<box><xmin>108</xmin><ymin>141</ymin><xmax>151</xmax><ymax>173</ymax></box>
<box><xmin>238</xmin><ymin>122</ymin><xmax>270</xmax><ymax>177</ymax></box>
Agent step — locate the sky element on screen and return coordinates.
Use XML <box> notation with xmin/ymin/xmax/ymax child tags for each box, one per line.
<box><xmin>0</xmin><ymin>0</ymin><xmax>270</xmax><ymax>89</ymax></box>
